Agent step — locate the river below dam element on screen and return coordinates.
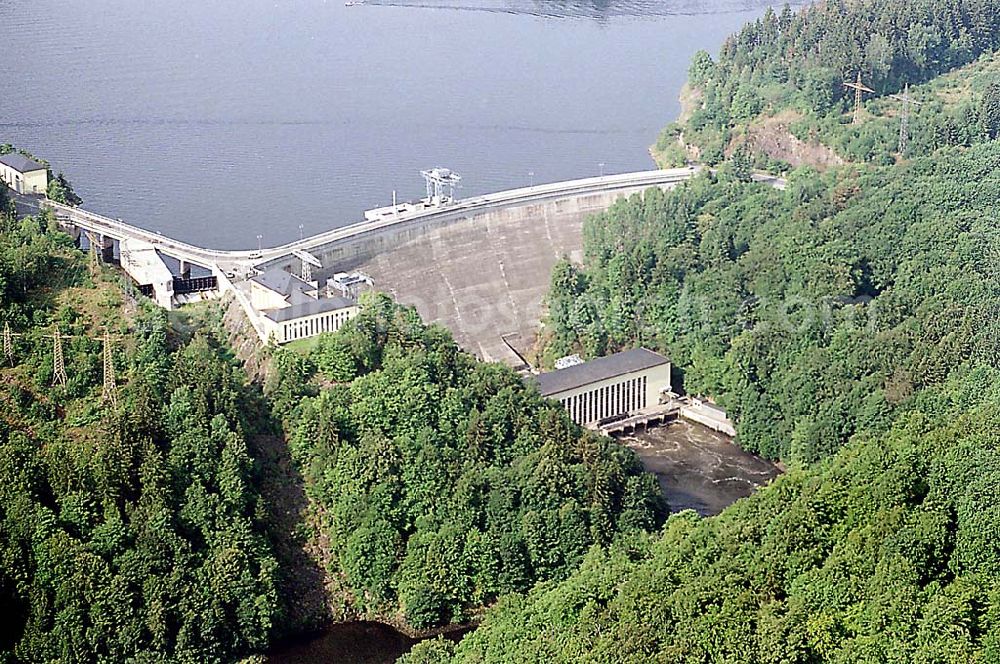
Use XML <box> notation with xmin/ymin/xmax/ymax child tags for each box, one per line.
<box><xmin>267</xmin><ymin>421</ymin><xmax>778</xmax><ymax>662</ymax></box>
<box><xmin>623</xmin><ymin>420</ymin><xmax>781</xmax><ymax>516</ymax></box>
<box><xmin>2</xmin><ymin>0</ymin><xmax>804</xmax><ymax>249</ymax></box>
<box><xmin>266</xmin><ymin>622</ymin><xmax>470</xmax><ymax>664</ymax></box>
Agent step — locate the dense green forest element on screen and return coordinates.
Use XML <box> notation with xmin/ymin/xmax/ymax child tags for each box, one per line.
<box><xmin>400</xmin><ymin>2</ymin><xmax>1000</xmax><ymax>661</ymax></box>
<box><xmin>544</xmin><ymin>143</ymin><xmax>1000</xmax><ymax>463</ymax></box>
<box><xmin>0</xmin><ymin>211</ymin><xmax>279</xmax><ymax>662</ymax></box>
<box><xmin>265</xmin><ymin>294</ymin><xmax>665</xmax><ymax>629</ymax></box>
<box><xmin>657</xmin><ymin>0</ymin><xmax>1000</xmax><ymax>166</ymax></box>
<box><xmin>10</xmin><ymin>2</ymin><xmax>1000</xmax><ymax>661</ymax></box>
<box><xmin>409</xmin><ymin>365</ymin><xmax>1000</xmax><ymax>662</ymax></box>
<box><xmin>0</xmin><ymin>204</ymin><xmax>665</xmax><ymax>659</ymax></box>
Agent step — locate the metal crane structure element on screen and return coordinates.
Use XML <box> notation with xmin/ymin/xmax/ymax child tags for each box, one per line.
<box><xmin>291</xmin><ymin>249</ymin><xmax>322</xmax><ymax>284</ymax></box>
<box><xmin>420</xmin><ymin>168</ymin><xmax>462</xmax><ymax>205</ymax></box>
<box><xmin>889</xmin><ymin>83</ymin><xmax>923</xmax><ymax>155</ymax></box>
<box><xmin>844</xmin><ymin>72</ymin><xmax>876</xmax><ymax>125</ymax></box>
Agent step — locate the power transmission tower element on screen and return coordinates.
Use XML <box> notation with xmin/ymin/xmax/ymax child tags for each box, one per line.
<box><xmin>52</xmin><ymin>328</ymin><xmax>67</xmax><ymax>387</ymax></box>
<box><xmin>889</xmin><ymin>83</ymin><xmax>923</xmax><ymax>155</ymax></box>
<box><xmin>3</xmin><ymin>322</ymin><xmax>12</xmax><ymax>367</ymax></box>
<box><xmin>102</xmin><ymin>331</ymin><xmax>118</xmax><ymax>408</ymax></box>
<box><xmin>844</xmin><ymin>72</ymin><xmax>875</xmax><ymax>125</ymax></box>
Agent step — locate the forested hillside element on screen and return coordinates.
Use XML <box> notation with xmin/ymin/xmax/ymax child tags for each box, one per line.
<box><xmin>10</xmin><ymin>2</ymin><xmax>1000</xmax><ymax>661</ymax></box>
<box><xmin>657</xmin><ymin>0</ymin><xmax>1000</xmax><ymax>166</ymax></box>
<box><xmin>544</xmin><ymin>143</ymin><xmax>1000</xmax><ymax>463</ymax></box>
<box><xmin>0</xmin><ymin>183</ymin><xmax>666</xmax><ymax>658</ymax></box>
<box><xmin>265</xmin><ymin>294</ymin><xmax>665</xmax><ymax>630</ymax></box>
<box><xmin>403</xmin><ymin>3</ymin><xmax>1000</xmax><ymax>661</ymax></box>
<box><xmin>410</xmin><ymin>365</ymin><xmax>1000</xmax><ymax>662</ymax></box>
<box><xmin>0</xmin><ymin>211</ymin><xmax>279</xmax><ymax>662</ymax></box>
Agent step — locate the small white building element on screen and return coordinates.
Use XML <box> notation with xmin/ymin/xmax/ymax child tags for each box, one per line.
<box><xmin>0</xmin><ymin>153</ymin><xmax>48</xmax><ymax>195</ymax></box>
<box><xmin>534</xmin><ymin>348</ymin><xmax>672</xmax><ymax>426</ymax></box>
<box><xmin>120</xmin><ymin>239</ymin><xmax>174</xmax><ymax>309</ymax></box>
<box><xmin>250</xmin><ymin>267</ymin><xmax>359</xmax><ymax>344</ymax></box>
<box><xmin>328</xmin><ymin>272</ymin><xmax>373</xmax><ymax>299</ymax></box>
<box><xmin>363</xmin><ymin>200</ymin><xmax>437</xmax><ymax>222</ymax></box>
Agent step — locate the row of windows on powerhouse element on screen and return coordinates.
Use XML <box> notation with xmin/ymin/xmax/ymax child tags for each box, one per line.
<box><xmin>281</xmin><ymin>310</ymin><xmax>354</xmax><ymax>340</ymax></box>
<box><xmin>558</xmin><ymin>375</ymin><xmax>649</xmax><ymax>424</ymax></box>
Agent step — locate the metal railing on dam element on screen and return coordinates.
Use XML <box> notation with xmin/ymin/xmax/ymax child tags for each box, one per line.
<box><xmin>37</xmin><ymin>167</ymin><xmax>704</xmax><ymax>274</ymax></box>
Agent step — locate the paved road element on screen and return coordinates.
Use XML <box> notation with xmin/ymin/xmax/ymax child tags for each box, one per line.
<box><xmin>27</xmin><ymin>168</ymin><xmax>703</xmax><ymax>273</ymax></box>
<box><xmin>17</xmin><ymin>166</ymin><xmax>786</xmax><ymax>276</ymax></box>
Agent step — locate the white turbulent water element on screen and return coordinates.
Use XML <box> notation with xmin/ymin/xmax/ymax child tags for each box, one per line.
<box><xmin>1</xmin><ymin>0</ymin><xmax>796</xmax><ymax>248</ymax></box>
<box><xmin>623</xmin><ymin>421</ymin><xmax>781</xmax><ymax>516</ymax></box>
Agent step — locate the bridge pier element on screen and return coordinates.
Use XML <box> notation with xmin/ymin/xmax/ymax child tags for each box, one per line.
<box><xmin>179</xmin><ymin>260</ymin><xmax>191</xmax><ymax>279</ymax></box>
<box><xmin>100</xmin><ymin>235</ymin><xmax>115</xmax><ymax>263</ymax></box>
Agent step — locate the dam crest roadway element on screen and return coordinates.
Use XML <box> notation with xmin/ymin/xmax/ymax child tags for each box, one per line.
<box><xmin>34</xmin><ymin>167</ymin><xmax>783</xmax><ymax>365</ymax></box>
<box><xmin>40</xmin><ymin>168</ymin><xmax>706</xmax><ymax>275</ymax></box>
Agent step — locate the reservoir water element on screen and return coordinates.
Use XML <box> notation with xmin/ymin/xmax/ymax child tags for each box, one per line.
<box><xmin>1</xmin><ymin>0</ymin><xmax>801</xmax><ymax>249</ymax></box>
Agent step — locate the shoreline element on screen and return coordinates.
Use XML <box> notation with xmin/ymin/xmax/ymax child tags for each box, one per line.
<box><xmin>649</xmin><ymin>81</ymin><xmax>702</xmax><ymax>167</ymax></box>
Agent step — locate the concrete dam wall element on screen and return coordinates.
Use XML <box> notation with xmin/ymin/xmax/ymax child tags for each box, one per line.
<box><xmin>312</xmin><ymin>184</ymin><xmax>677</xmax><ymax>367</ymax></box>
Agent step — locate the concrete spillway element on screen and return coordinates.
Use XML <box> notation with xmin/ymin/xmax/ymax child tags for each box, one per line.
<box><xmin>340</xmin><ymin>189</ymin><xmax>663</xmax><ymax>365</ymax></box>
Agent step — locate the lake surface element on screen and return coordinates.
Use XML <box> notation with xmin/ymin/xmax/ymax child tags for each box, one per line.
<box><xmin>2</xmin><ymin>0</ymin><xmax>802</xmax><ymax>249</ymax></box>
<box><xmin>623</xmin><ymin>420</ymin><xmax>780</xmax><ymax>515</ymax></box>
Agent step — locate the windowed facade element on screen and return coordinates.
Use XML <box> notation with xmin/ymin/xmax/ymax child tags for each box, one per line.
<box><xmin>264</xmin><ymin>305</ymin><xmax>359</xmax><ymax>344</ymax></box>
<box><xmin>556</xmin><ymin>373</ymin><xmax>655</xmax><ymax>426</ymax></box>
<box><xmin>536</xmin><ymin>349</ymin><xmax>672</xmax><ymax>427</ymax></box>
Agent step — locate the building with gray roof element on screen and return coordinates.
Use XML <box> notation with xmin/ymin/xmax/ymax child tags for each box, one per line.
<box><xmin>248</xmin><ymin>266</ymin><xmax>360</xmax><ymax>345</ymax></box>
<box><xmin>532</xmin><ymin>348</ymin><xmax>671</xmax><ymax>426</ymax></box>
<box><xmin>0</xmin><ymin>152</ymin><xmax>48</xmax><ymax>195</ymax></box>
<box><xmin>0</xmin><ymin>153</ymin><xmax>45</xmax><ymax>173</ymax></box>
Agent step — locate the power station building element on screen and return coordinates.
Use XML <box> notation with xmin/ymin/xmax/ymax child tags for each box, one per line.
<box><xmin>0</xmin><ymin>153</ymin><xmax>48</xmax><ymax>195</ymax></box>
<box><xmin>534</xmin><ymin>348</ymin><xmax>672</xmax><ymax>426</ymax></box>
<box><xmin>261</xmin><ymin>297</ymin><xmax>359</xmax><ymax>344</ymax></box>
<box><xmin>250</xmin><ymin>267</ymin><xmax>359</xmax><ymax>344</ymax></box>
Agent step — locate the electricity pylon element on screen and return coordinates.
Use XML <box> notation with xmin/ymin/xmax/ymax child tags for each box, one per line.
<box><xmin>889</xmin><ymin>83</ymin><xmax>923</xmax><ymax>155</ymax></box>
<box><xmin>844</xmin><ymin>72</ymin><xmax>875</xmax><ymax>125</ymax></box>
<box><xmin>52</xmin><ymin>328</ymin><xmax>67</xmax><ymax>387</ymax></box>
<box><xmin>102</xmin><ymin>331</ymin><xmax>118</xmax><ymax>408</ymax></box>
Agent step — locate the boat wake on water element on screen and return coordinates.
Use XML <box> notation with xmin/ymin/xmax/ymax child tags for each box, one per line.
<box><xmin>347</xmin><ymin>0</ymin><xmax>811</xmax><ymax>20</ymax></box>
